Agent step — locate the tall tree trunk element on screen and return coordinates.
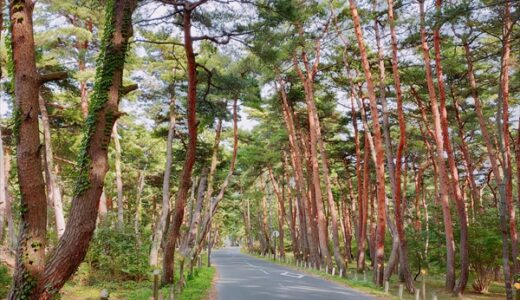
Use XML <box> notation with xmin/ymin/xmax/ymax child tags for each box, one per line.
<box><xmin>385</xmin><ymin>0</ymin><xmax>416</xmax><ymax>292</ymax></box>
<box><xmin>113</xmin><ymin>122</ymin><xmax>124</xmax><ymax>230</ymax></box>
<box><xmin>348</xmin><ymin>0</ymin><xmax>387</xmax><ymax>285</ymax></box>
<box><xmin>276</xmin><ymin>77</ymin><xmax>315</xmax><ymax>262</ymax></box>
<box><xmin>496</xmin><ymin>1</ymin><xmax>516</xmax><ymax>297</ymax></box>
<box><xmin>9</xmin><ymin>0</ymin><xmax>49</xmax><ymax>295</ymax></box>
<box><xmin>9</xmin><ymin>0</ymin><xmax>138</xmax><ymax>297</ymax></box>
<box><xmin>358</xmin><ymin>134</ymin><xmax>370</xmax><ymax>272</ymax></box>
<box><xmin>162</xmin><ymin>6</ymin><xmax>198</xmax><ymax>284</ymax></box>
<box><xmin>0</xmin><ymin>128</ymin><xmax>5</xmax><ymax>244</ymax></box>
<box><xmin>39</xmin><ymin>94</ymin><xmax>66</xmax><ymax>238</ymax></box>
<box><xmin>283</xmin><ymin>152</ymin><xmax>300</xmax><ymax>259</ymax></box>
<box><xmin>417</xmin><ymin>0</ymin><xmax>456</xmax><ymax>290</ymax></box>
<box><xmin>293</xmin><ymin>56</ymin><xmax>332</xmax><ymax>267</ymax></box>
<box><xmin>134</xmin><ymin>169</ymin><xmax>145</xmax><ymax>240</ymax></box>
<box><xmin>150</xmin><ymin>96</ymin><xmax>176</xmax><ymax>267</ymax></box>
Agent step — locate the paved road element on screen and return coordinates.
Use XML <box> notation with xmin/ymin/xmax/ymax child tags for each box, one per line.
<box><xmin>213</xmin><ymin>247</ymin><xmax>375</xmax><ymax>300</ymax></box>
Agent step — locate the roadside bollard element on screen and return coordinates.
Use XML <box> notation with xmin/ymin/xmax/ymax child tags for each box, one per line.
<box><xmin>325</xmin><ymin>265</ymin><xmax>329</xmax><ymax>274</ymax></box>
<box><xmin>414</xmin><ymin>289</ymin><xmax>420</xmax><ymax>300</ymax></box>
<box><xmin>398</xmin><ymin>284</ymin><xmax>403</xmax><ymax>299</ymax></box>
<box><xmin>354</xmin><ymin>272</ymin><xmax>358</xmax><ymax>281</ymax></box>
<box><xmin>153</xmin><ymin>269</ymin><xmax>161</xmax><ymax>300</ymax></box>
<box><xmin>384</xmin><ymin>281</ymin><xmax>389</xmax><ymax>293</ymax></box>
<box><xmin>197</xmin><ymin>256</ymin><xmax>202</xmax><ymax>269</ymax></box>
<box><xmin>432</xmin><ymin>293</ymin><xmax>438</xmax><ymax>300</ymax></box>
<box><xmin>332</xmin><ymin>267</ymin><xmax>335</xmax><ymax>276</ymax></box>
<box><xmin>339</xmin><ymin>268</ymin><xmax>343</xmax><ymax>278</ymax></box>
<box><xmin>100</xmin><ymin>289</ymin><xmax>109</xmax><ymax>300</ymax></box>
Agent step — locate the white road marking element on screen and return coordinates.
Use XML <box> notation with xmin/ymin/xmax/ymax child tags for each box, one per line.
<box><xmin>280</xmin><ymin>271</ymin><xmax>304</xmax><ymax>279</ymax></box>
<box><xmin>246</xmin><ymin>262</ymin><xmax>269</xmax><ymax>274</ymax></box>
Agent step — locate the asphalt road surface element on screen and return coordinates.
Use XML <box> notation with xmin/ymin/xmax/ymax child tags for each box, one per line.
<box><xmin>213</xmin><ymin>247</ymin><xmax>376</xmax><ymax>300</ymax></box>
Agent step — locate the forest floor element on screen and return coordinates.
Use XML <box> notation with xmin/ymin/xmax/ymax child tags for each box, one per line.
<box><xmin>248</xmin><ymin>251</ymin><xmax>507</xmax><ymax>300</ymax></box>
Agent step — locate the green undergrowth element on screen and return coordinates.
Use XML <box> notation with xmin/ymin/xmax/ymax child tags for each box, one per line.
<box><xmin>61</xmin><ymin>255</ymin><xmax>215</xmax><ymax>300</ymax></box>
<box><xmin>247</xmin><ymin>250</ymin><xmax>506</xmax><ymax>300</ymax></box>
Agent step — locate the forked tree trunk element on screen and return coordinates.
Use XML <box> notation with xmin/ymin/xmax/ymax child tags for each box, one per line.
<box><xmin>9</xmin><ymin>0</ymin><xmax>137</xmax><ymax>298</ymax></box>
<box><xmin>417</xmin><ymin>0</ymin><xmax>456</xmax><ymax>291</ymax></box>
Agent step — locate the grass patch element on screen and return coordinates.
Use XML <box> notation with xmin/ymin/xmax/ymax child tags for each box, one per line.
<box><xmin>62</xmin><ymin>255</ymin><xmax>215</xmax><ymax>300</ymax></box>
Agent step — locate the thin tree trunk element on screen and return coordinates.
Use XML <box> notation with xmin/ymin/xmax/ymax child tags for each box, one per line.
<box><xmin>349</xmin><ymin>0</ymin><xmax>387</xmax><ymax>285</ymax></box>
<box><xmin>150</xmin><ymin>96</ymin><xmax>176</xmax><ymax>267</ymax></box>
<box><xmin>432</xmin><ymin>1</ymin><xmax>469</xmax><ymax>293</ymax></box>
<box><xmin>0</xmin><ymin>128</ymin><xmax>5</xmax><ymax>244</ymax></box>
<box><xmin>39</xmin><ymin>94</ymin><xmax>66</xmax><ymax>238</ymax></box>
<box><xmin>496</xmin><ymin>1</ymin><xmax>516</xmax><ymax>297</ymax></box>
<box><xmin>276</xmin><ymin>77</ymin><xmax>315</xmax><ymax>262</ymax></box>
<box><xmin>458</xmin><ymin>18</ymin><xmax>513</xmax><ymax>297</ymax></box>
<box><xmin>417</xmin><ymin>0</ymin><xmax>456</xmax><ymax>290</ymax></box>
<box><xmin>134</xmin><ymin>169</ymin><xmax>146</xmax><ymax>240</ymax></box>
<box><xmin>112</xmin><ymin>122</ymin><xmax>124</xmax><ymax>230</ymax></box>
<box><xmin>268</xmin><ymin>167</ymin><xmax>285</xmax><ymax>258</ymax></box>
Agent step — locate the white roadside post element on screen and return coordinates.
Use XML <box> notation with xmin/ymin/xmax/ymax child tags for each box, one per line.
<box><xmin>271</xmin><ymin>230</ymin><xmax>279</xmax><ymax>261</ymax></box>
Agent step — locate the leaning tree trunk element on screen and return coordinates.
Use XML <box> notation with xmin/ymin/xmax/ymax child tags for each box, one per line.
<box><xmin>385</xmin><ymin>0</ymin><xmax>416</xmax><ymax>292</ymax></box>
<box><xmin>349</xmin><ymin>0</ymin><xmax>388</xmax><ymax>285</ymax></box>
<box><xmin>8</xmin><ymin>0</ymin><xmax>138</xmax><ymax>298</ymax></box>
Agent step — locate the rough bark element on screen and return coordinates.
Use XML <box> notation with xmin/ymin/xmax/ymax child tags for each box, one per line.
<box><xmin>9</xmin><ymin>0</ymin><xmax>137</xmax><ymax>297</ymax></box>
<box><xmin>9</xmin><ymin>0</ymin><xmax>49</xmax><ymax>296</ymax></box>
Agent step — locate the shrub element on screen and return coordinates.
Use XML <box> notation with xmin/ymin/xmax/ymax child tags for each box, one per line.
<box><xmin>0</xmin><ymin>263</ymin><xmax>11</xmax><ymax>298</ymax></box>
<box><xmin>468</xmin><ymin>209</ymin><xmax>502</xmax><ymax>293</ymax></box>
<box><xmin>84</xmin><ymin>225</ymin><xmax>151</xmax><ymax>283</ymax></box>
